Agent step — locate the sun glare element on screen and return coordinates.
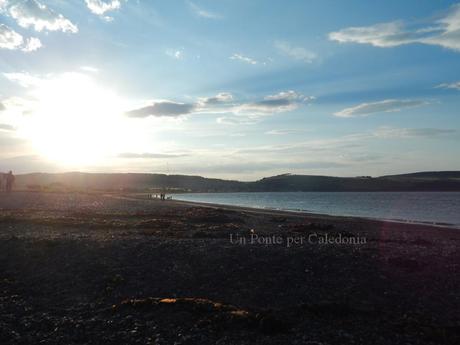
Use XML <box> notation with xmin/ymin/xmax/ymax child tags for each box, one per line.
<box><xmin>20</xmin><ymin>73</ymin><xmax>124</xmax><ymax>167</ymax></box>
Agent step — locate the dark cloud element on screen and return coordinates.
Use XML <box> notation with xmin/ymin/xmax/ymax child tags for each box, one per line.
<box><xmin>126</xmin><ymin>101</ymin><xmax>195</xmax><ymax>118</ymax></box>
<box><xmin>373</xmin><ymin>127</ymin><xmax>457</xmax><ymax>138</ymax></box>
<box><xmin>0</xmin><ymin>132</ymin><xmax>23</xmax><ymax>146</ymax></box>
<box><xmin>198</xmin><ymin>92</ymin><xmax>233</xmax><ymax>106</ymax></box>
<box><xmin>406</xmin><ymin>128</ymin><xmax>457</xmax><ymax>137</ymax></box>
<box><xmin>126</xmin><ymin>91</ymin><xmax>314</xmax><ymax>119</ymax></box>
<box><xmin>254</xmin><ymin>98</ymin><xmax>292</xmax><ymax>107</ymax></box>
<box><xmin>0</xmin><ymin>123</ymin><xmax>14</xmax><ymax>131</ymax></box>
<box><xmin>118</xmin><ymin>152</ymin><xmax>189</xmax><ymax>159</ymax></box>
<box><xmin>346</xmin><ymin>153</ymin><xmax>384</xmax><ymax>162</ymax></box>
<box><xmin>237</xmin><ymin>91</ymin><xmax>314</xmax><ymax>115</ymax></box>
<box><xmin>180</xmin><ymin>161</ymin><xmax>347</xmax><ymax>174</ymax></box>
<box><xmin>0</xmin><ymin>155</ymin><xmax>58</xmax><ymax>174</ymax></box>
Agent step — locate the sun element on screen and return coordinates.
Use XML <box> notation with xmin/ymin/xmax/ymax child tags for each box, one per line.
<box><xmin>20</xmin><ymin>72</ymin><xmax>124</xmax><ymax>167</ymax></box>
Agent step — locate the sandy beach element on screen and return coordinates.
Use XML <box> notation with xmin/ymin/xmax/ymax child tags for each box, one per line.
<box><xmin>0</xmin><ymin>191</ymin><xmax>459</xmax><ymax>344</ymax></box>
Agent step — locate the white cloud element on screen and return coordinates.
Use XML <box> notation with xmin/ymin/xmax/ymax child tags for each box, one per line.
<box><xmin>0</xmin><ymin>0</ymin><xmax>8</xmax><ymax>11</ymax></box>
<box><xmin>188</xmin><ymin>1</ymin><xmax>220</xmax><ymax>19</ymax></box>
<box><xmin>3</xmin><ymin>72</ymin><xmax>43</xmax><ymax>87</ymax></box>
<box><xmin>216</xmin><ymin>116</ymin><xmax>256</xmax><ymax>126</ymax></box>
<box><xmin>22</xmin><ymin>36</ymin><xmax>41</xmax><ymax>51</ymax></box>
<box><xmin>0</xmin><ymin>96</ymin><xmax>37</xmax><ymax>117</ymax></box>
<box><xmin>166</xmin><ymin>49</ymin><xmax>184</xmax><ymax>59</ymax></box>
<box><xmin>329</xmin><ymin>4</ymin><xmax>460</xmax><ymax>52</ymax></box>
<box><xmin>230</xmin><ymin>53</ymin><xmax>258</xmax><ymax>65</ymax></box>
<box><xmin>265</xmin><ymin>129</ymin><xmax>308</xmax><ymax>135</ymax></box>
<box><xmin>118</xmin><ymin>152</ymin><xmax>188</xmax><ymax>159</ymax></box>
<box><xmin>334</xmin><ymin>99</ymin><xmax>428</xmax><ymax>118</ymax></box>
<box><xmin>85</xmin><ymin>0</ymin><xmax>120</xmax><ymax>15</ymax></box>
<box><xmin>436</xmin><ymin>81</ymin><xmax>460</xmax><ymax>90</ymax></box>
<box><xmin>264</xmin><ymin>90</ymin><xmax>313</xmax><ymax>102</ymax></box>
<box><xmin>80</xmin><ymin>66</ymin><xmax>99</xmax><ymax>73</ymax></box>
<box><xmin>329</xmin><ymin>22</ymin><xmax>415</xmax><ymax>48</ymax></box>
<box><xmin>0</xmin><ymin>24</ymin><xmax>41</xmax><ymax>52</ymax></box>
<box><xmin>8</xmin><ymin>0</ymin><xmax>78</xmax><ymax>33</ymax></box>
<box><xmin>0</xmin><ymin>23</ymin><xmax>23</xmax><ymax>50</ymax></box>
<box><xmin>373</xmin><ymin>126</ymin><xmax>457</xmax><ymax>138</ymax></box>
<box><xmin>274</xmin><ymin>41</ymin><xmax>317</xmax><ymax>63</ymax></box>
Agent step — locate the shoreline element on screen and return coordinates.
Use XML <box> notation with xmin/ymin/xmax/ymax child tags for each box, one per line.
<box><xmin>4</xmin><ymin>190</ymin><xmax>460</xmax><ymax>230</ymax></box>
<box><xmin>162</xmin><ymin>196</ymin><xmax>460</xmax><ymax>231</ymax></box>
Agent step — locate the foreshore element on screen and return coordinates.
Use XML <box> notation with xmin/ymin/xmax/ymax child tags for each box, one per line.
<box><xmin>0</xmin><ymin>191</ymin><xmax>459</xmax><ymax>344</ymax></box>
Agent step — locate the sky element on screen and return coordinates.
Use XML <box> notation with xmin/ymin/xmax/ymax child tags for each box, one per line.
<box><xmin>0</xmin><ymin>0</ymin><xmax>460</xmax><ymax>180</ymax></box>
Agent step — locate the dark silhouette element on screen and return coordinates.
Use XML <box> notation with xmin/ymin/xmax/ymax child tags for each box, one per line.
<box><xmin>0</xmin><ymin>173</ymin><xmax>4</xmax><ymax>192</ymax></box>
<box><xmin>5</xmin><ymin>171</ymin><xmax>14</xmax><ymax>193</ymax></box>
<box><xmin>10</xmin><ymin>171</ymin><xmax>460</xmax><ymax>193</ymax></box>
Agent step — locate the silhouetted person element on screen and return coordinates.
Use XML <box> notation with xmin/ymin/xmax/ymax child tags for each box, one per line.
<box><xmin>6</xmin><ymin>171</ymin><xmax>14</xmax><ymax>193</ymax></box>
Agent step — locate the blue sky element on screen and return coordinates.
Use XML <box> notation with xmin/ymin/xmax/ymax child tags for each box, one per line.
<box><xmin>1</xmin><ymin>0</ymin><xmax>459</xmax><ymax>180</ymax></box>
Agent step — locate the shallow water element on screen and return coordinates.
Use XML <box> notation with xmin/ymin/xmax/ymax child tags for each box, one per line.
<box><xmin>175</xmin><ymin>192</ymin><xmax>460</xmax><ymax>227</ymax></box>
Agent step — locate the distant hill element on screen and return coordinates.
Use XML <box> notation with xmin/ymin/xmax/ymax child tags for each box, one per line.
<box><xmin>381</xmin><ymin>171</ymin><xmax>460</xmax><ymax>179</ymax></box>
<box><xmin>12</xmin><ymin>171</ymin><xmax>460</xmax><ymax>192</ymax></box>
<box><xmin>247</xmin><ymin>172</ymin><xmax>460</xmax><ymax>192</ymax></box>
<box><xmin>14</xmin><ymin>172</ymin><xmax>245</xmax><ymax>193</ymax></box>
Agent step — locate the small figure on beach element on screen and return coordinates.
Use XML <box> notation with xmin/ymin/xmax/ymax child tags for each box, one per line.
<box><xmin>5</xmin><ymin>171</ymin><xmax>14</xmax><ymax>193</ymax></box>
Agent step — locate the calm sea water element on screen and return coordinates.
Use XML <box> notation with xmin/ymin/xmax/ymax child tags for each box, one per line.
<box><xmin>175</xmin><ymin>192</ymin><xmax>460</xmax><ymax>227</ymax></box>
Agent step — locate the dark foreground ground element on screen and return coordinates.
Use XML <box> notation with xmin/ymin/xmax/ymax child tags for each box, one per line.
<box><xmin>0</xmin><ymin>191</ymin><xmax>459</xmax><ymax>345</ymax></box>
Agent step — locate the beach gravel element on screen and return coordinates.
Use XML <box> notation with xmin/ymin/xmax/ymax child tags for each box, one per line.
<box><xmin>0</xmin><ymin>192</ymin><xmax>459</xmax><ymax>344</ymax></box>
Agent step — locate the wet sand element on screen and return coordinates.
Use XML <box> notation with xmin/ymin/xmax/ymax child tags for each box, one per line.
<box><xmin>0</xmin><ymin>191</ymin><xmax>459</xmax><ymax>344</ymax></box>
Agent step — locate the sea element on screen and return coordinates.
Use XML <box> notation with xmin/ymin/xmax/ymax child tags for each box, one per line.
<box><xmin>174</xmin><ymin>192</ymin><xmax>460</xmax><ymax>227</ymax></box>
